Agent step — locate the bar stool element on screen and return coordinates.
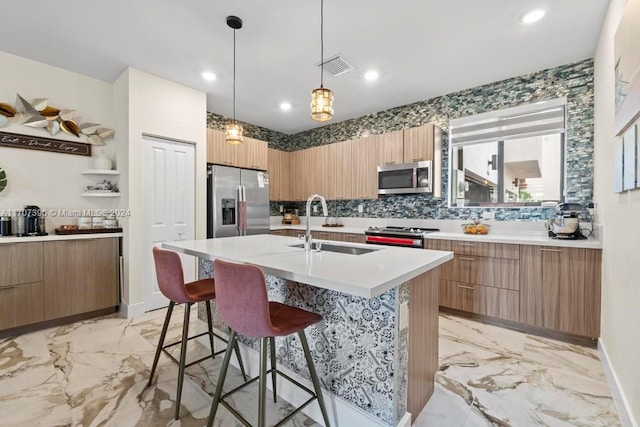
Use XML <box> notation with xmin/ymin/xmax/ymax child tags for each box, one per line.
<box><xmin>148</xmin><ymin>247</ymin><xmax>247</xmax><ymax>420</ymax></box>
<box><xmin>207</xmin><ymin>259</ymin><xmax>331</xmax><ymax>427</ymax></box>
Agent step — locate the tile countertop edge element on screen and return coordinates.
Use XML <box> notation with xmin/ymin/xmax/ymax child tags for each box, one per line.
<box><xmin>270</xmin><ymin>225</ymin><xmax>602</xmax><ymax>249</ymax></box>
<box><xmin>0</xmin><ymin>233</ymin><xmax>124</xmax><ymax>243</ymax></box>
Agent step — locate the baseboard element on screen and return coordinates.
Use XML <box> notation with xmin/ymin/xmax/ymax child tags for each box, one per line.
<box><xmin>396</xmin><ymin>412</ymin><xmax>412</xmax><ymax>427</ymax></box>
<box><xmin>598</xmin><ymin>338</ymin><xmax>638</xmax><ymax>427</ymax></box>
<box><xmin>118</xmin><ymin>301</ymin><xmax>146</xmax><ymax>318</ymax></box>
<box><xmin>200</xmin><ymin>330</ymin><xmax>388</xmax><ymax>427</ymax></box>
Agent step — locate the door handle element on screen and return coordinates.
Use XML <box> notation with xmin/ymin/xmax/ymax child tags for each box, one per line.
<box><xmin>459</xmin><ymin>257</ymin><xmax>475</xmax><ymax>261</ymax></box>
<box><xmin>458</xmin><ymin>285</ymin><xmax>475</xmax><ymax>290</ymax></box>
<box><xmin>539</xmin><ymin>248</ymin><xmax>561</xmax><ymax>252</ymax></box>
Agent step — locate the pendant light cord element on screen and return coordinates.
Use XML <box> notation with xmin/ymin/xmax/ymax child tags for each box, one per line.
<box><xmin>320</xmin><ymin>0</ymin><xmax>324</xmax><ymax>88</ymax></box>
<box><xmin>233</xmin><ymin>28</ymin><xmax>237</xmax><ymax>122</ymax></box>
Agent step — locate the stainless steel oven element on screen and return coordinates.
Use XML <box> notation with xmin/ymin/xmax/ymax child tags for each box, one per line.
<box><xmin>377</xmin><ymin>161</ymin><xmax>432</xmax><ymax>195</ymax></box>
<box><xmin>364</xmin><ymin>226</ymin><xmax>439</xmax><ymax>248</ymax></box>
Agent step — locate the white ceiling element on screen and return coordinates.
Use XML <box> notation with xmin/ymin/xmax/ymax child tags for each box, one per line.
<box><xmin>0</xmin><ymin>1</ymin><xmax>608</xmax><ymax>135</ymax></box>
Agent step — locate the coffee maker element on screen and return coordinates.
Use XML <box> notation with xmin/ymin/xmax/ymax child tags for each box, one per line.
<box><xmin>18</xmin><ymin>205</ymin><xmax>47</xmax><ymax>236</ymax></box>
<box><xmin>546</xmin><ymin>203</ymin><xmax>586</xmax><ymax>240</ymax></box>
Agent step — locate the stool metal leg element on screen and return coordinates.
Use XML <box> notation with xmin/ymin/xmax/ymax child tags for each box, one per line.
<box><xmin>207</xmin><ymin>330</ymin><xmax>237</xmax><ymax>427</ymax></box>
<box><xmin>174</xmin><ymin>302</ymin><xmax>192</xmax><ymax>420</ymax></box>
<box><xmin>270</xmin><ymin>336</ymin><xmax>277</xmax><ymax>402</ymax></box>
<box><xmin>299</xmin><ymin>331</ymin><xmax>331</xmax><ymax>427</ymax></box>
<box><xmin>205</xmin><ymin>301</ymin><xmax>216</xmax><ymax>358</ymax></box>
<box><xmin>234</xmin><ymin>339</ymin><xmax>248</xmax><ymax>381</ymax></box>
<box><xmin>259</xmin><ymin>337</ymin><xmax>268</xmax><ymax>427</ymax></box>
<box><xmin>148</xmin><ymin>301</ymin><xmax>175</xmax><ymax>387</ymax></box>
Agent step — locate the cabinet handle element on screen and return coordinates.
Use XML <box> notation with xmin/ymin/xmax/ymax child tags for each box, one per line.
<box><xmin>412</xmin><ymin>158</ymin><xmax>424</xmax><ymax>162</ymax></box>
<box><xmin>458</xmin><ymin>285</ymin><xmax>475</xmax><ymax>290</ymax></box>
<box><xmin>0</xmin><ymin>285</ymin><xmax>17</xmax><ymax>290</ymax></box>
<box><xmin>252</xmin><ymin>165</ymin><xmax>260</xmax><ymax>169</ymax></box>
<box><xmin>385</xmin><ymin>161</ymin><xmax>395</xmax><ymax>165</ymax></box>
<box><xmin>459</xmin><ymin>243</ymin><xmax>475</xmax><ymax>247</ymax></box>
<box><xmin>459</xmin><ymin>257</ymin><xmax>475</xmax><ymax>261</ymax></box>
<box><xmin>539</xmin><ymin>248</ymin><xmax>562</xmax><ymax>252</ymax></box>
<box><xmin>359</xmin><ymin>195</ymin><xmax>368</xmax><ymax>198</ymax></box>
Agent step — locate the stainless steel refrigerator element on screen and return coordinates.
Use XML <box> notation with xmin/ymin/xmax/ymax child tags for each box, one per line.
<box><xmin>207</xmin><ymin>164</ymin><xmax>270</xmax><ymax>238</ymax></box>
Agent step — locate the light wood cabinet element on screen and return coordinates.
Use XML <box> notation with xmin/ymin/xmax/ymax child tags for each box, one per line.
<box><xmin>0</xmin><ymin>282</ymin><xmax>44</xmax><ymax>330</ymax></box>
<box><xmin>0</xmin><ymin>242</ymin><xmax>44</xmax><ymax>330</ymax></box>
<box><xmin>207</xmin><ymin>128</ymin><xmax>268</xmax><ymax>171</ymax></box>
<box><xmin>520</xmin><ymin>245</ymin><xmax>601</xmax><ymax>338</ymax></box>
<box><xmin>268</xmin><ymin>148</ymin><xmax>291</xmax><ymax>201</ymax></box>
<box><xmin>0</xmin><ymin>242</ymin><xmax>43</xmax><ymax>287</ymax></box>
<box><xmin>439</xmin><ymin>280</ymin><xmax>520</xmax><ymax>322</ymax></box>
<box><xmin>404</xmin><ymin>125</ymin><xmax>435</xmax><ymax>163</ymax></box>
<box><xmin>43</xmin><ymin>238</ymin><xmax>119</xmax><ymax>321</ymax></box>
<box><xmin>207</xmin><ymin>128</ymin><xmax>237</xmax><ymax>166</ymax></box>
<box><xmin>378</xmin><ymin>130</ymin><xmax>404</xmax><ymax>165</ymax></box>
<box><xmin>352</xmin><ymin>136</ymin><xmax>379</xmax><ymax>199</ymax></box>
<box><xmin>427</xmin><ymin>238</ymin><xmax>520</xmax><ymax>322</ymax></box>
<box><xmin>239</xmin><ymin>137</ymin><xmax>268</xmax><ymax>170</ymax></box>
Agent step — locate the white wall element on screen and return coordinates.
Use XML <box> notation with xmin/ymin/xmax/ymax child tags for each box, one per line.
<box><xmin>114</xmin><ymin>68</ymin><xmax>207</xmax><ymax>310</ymax></box>
<box><xmin>0</xmin><ymin>51</ymin><xmax>117</xmax><ymax>230</ymax></box>
<box><xmin>593</xmin><ymin>0</ymin><xmax>640</xmax><ymax>425</ymax></box>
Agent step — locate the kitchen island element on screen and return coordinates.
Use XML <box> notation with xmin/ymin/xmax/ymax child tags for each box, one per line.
<box><xmin>163</xmin><ymin>235</ymin><xmax>452</xmax><ymax>426</ymax></box>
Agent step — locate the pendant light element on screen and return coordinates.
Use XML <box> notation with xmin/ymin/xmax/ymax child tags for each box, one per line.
<box><xmin>225</xmin><ymin>16</ymin><xmax>243</xmax><ymax>145</ymax></box>
<box><xmin>310</xmin><ymin>0</ymin><xmax>334</xmax><ymax>122</ymax></box>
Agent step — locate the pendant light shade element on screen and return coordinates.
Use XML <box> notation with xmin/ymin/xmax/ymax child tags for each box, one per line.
<box><xmin>310</xmin><ymin>0</ymin><xmax>333</xmax><ymax>122</ymax></box>
<box><xmin>225</xmin><ymin>122</ymin><xmax>243</xmax><ymax>145</ymax></box>
<box><xmin>226</xmin><ymin>15</ymin><xmax>243</xmax><ymax>144</ymax></box>
<box><xmin>310</xmin><ymin>87</ymin><xmax>334</xmax><ymax>121</ymax></box>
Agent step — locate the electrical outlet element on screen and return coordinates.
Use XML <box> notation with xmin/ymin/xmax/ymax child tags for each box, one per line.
<box><xmin>399</xmin><ymin>302</ymin><xmax>409</xmax><ymax>330</ymax></box>
<box><xmin>358</xmin><ymin>204</ymin><xmax>364</xmax><ymax>213</ymax></box>
<box><xmin>313</xmin><ymin>205</ymin><xmax>318</xmax><ymax>213</ymax></box>
<box><xmin>482</xmin><ymin>211</ymin><xmax>495</xmax><ymax>220</ymax></box>
<box><xmin>279</xmin><ymin>205</ymin><xmax>283</xmax><ymax>213</ymax></box>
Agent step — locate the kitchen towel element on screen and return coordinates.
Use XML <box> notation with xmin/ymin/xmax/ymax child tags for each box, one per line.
<box><xmin>238</xmin><ymin>186</ymin><xmax>247</xmax><ymax>234</ymax></box>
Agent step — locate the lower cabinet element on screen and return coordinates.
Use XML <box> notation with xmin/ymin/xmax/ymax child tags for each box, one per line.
<box><xmin>0</xmin><ymin>282</ymin><xmax>44</xmax><ymax>329</ymax></box>
<box><xmin>428</xmin><ymin>238</ymin><xmax>602</xmax><ymax>339</ymax></box>
<box><xmin>439</xmin><ymin>280</ymin><xmax>519</xmax><ymax>322</ymax></box>
<box><xmin>43</xmin><ymin>238</ymin><xmax>119</xmax><ymax>321</ymax></box>
<box><xmin>520</xmin><ymin>245</ymin><xmax>601</xmax><ymax>338</ymax></box>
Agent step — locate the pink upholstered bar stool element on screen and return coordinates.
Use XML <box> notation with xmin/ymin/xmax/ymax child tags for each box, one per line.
<box><xmin>148</xmin><ymin>247</ymin><xmax>247</xmax><ymax>420</ymax></box>
<box><xmin>207</xmin><ymin>259</ymin><xmax>331</xmax><ymax>427</ymax></box>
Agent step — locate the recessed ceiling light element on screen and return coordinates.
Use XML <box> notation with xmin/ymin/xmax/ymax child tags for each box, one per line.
<box><xmin>364</xmin><ymin>70</ymin><xmax>379</xmax><ymax>81</ymax></box>
<box><xmin>201</xmin><ymin>71</ymin><xmax>217</xmax><ymax>81</ymax></box>
<box><xmin>521</xmin><ymin>9</ymin><xmax>545</xmax><ymax>24</ymax></box>
<box><xmin>279</xmin><ymin>102</ymin><xmax>292</xmax><ymax>111</ymax></box>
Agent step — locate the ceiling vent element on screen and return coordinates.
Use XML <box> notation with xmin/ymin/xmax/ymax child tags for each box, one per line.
<box><xmin>316</xmin><ymin>55</ymin><xmax>355</xmax><ymax>77</ymax></box>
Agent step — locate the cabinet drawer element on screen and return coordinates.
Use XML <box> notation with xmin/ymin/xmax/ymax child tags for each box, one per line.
<box><xmin>342</xmin><ymin>233</ymin><xmax>365</xmax><ymax>244</ymax></box>
<box><xmin>425</xmin><ymin>239</ymin><xmax>452</xmax><ymax>251</ymax></box>
<box><xmin>446</xmin><ymin>255</ymin><xmax>519</xmax><ymax>290</ymax></box>
<box><xmin>452</xmin><ymin>241</ymin><xmax>519</xmax><ymax>259</ymax></box>
<box><xmin>0</xmin><ymin>282</ymin><xmax>44</xmax><ymax>330</ymax></box>
<box><xmin>439</xmin><ymin>280</ymin><xmax>519</xmax><ymax>322</ymax></box>
<box><xmin>0</xmin><ymin>242</ymin><xmax>43</xmax><ymax>287</ymax></box>
<box><xmin>270</xmin><ymin>230</ymin><xmax>289</xmax><ymax>236</ymax></box>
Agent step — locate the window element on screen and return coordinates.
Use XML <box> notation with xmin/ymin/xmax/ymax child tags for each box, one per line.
<box><xmin>448</xmin><ymin>98</ymin><xmax>566</xmax><ymax>207</ymax></box>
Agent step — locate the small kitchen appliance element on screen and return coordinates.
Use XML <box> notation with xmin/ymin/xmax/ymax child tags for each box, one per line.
<box><xmin>22</xmin><ymin>205</ymin><xmax>48</xmax><ymax>236</ymax></box>
<box><xmin>546</xmin><ymin>203</ymin><xmax>586</xmax><ymax>240</ymax></box>
<box><xmin>0</xmin><ymin>215</ymin><xmax>11</xmax><ymax>236</ymax></box>
<box><xmin>364</xmin><ymin>226</ymin><xmax>439</xmax><ymax>248</ymax></box>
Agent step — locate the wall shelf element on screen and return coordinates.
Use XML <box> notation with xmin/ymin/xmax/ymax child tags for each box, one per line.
<box><xmin>82</xmin><ymin>192</ymin><xmax>121</xmax><ymax>198</ymax></box>
<box><xmin>82</xmin><ymin>169</ymin><xmax>121</xmax><ymax>175</ymax></box>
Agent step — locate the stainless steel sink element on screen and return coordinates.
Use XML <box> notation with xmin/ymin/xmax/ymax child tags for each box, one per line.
<box><xmin>289</xmin><ymin>242</ymin><xmax>377</xmax><ymax>255</ymax></box>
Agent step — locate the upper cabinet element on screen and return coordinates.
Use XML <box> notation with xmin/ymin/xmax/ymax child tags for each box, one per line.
<box><xmin>404</xmin><ymin>125</ymin><xmax>435</xmax><ymax>163</ymax></box>
<box><xmin>378</xmin><ymin>130</ymin><xmax>404</xmax><ymax>166</ymax></box>
<box><xmin>267</xmin><ymin>148</ymin><xmax>291</xmax><ymax>201</ymax></box>
<box><xmin>207</xmin><ymin>129</ymin><xmax>268</xmax><ymax>171</ymax></box>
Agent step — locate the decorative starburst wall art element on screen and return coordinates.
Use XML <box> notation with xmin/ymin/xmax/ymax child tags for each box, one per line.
<box><xmin>0</xmin><ymin>94</ymin><xmax>114</xmax><ymax>145</ymax></box>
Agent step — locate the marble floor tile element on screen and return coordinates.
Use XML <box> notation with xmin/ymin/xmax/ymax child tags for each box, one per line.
<box><xmin>419</xmin><ymin>315</ymin><xmax>621</xmax><ymax>427</ymax></box>
<box><xmin>0</xmin><ymin>309</ymin><xmax>622</xmax><ymax>427</ymax></box>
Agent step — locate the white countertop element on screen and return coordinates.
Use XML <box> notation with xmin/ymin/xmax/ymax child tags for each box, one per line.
<box><xmin>163</xmin><ymin>235</ymin><xmax>453</xmax><ymax>299</ymax></box>
<box><xmin>270</xmin><ymin>219</ymin><xmax>602</xmax><ymax>249</ymax></box>
<box><xmin>0</xmin><ymin>232</ymin><xmax>123</xmax><ymax>243</ymax></box>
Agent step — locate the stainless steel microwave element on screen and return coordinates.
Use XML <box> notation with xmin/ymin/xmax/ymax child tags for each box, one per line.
<box><xmin>377</xmin><ymin>161</ymin><xmax>433</xmax><ymax>195</ymax></box>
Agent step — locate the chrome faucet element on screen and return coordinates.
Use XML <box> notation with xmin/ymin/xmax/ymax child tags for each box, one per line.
<box><xmin>302</xmin><ymin>194</ymin><xmax>328</xmax><ymax>251</ymax></box>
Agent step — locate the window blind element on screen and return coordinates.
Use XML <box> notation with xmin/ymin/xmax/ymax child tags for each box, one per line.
<box><xmin>449</xmin><ymin>98</ymin><xmax>566</xmax><ymax>146</ymax></box>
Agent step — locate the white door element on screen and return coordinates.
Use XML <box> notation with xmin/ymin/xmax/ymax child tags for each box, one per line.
<box><xmin>142</xmin><ymin>135</ymin><xmax>196</xmax><ymax>311</ymax></box>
